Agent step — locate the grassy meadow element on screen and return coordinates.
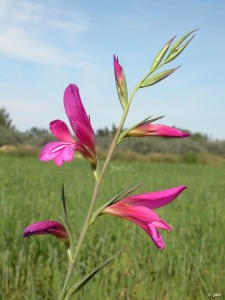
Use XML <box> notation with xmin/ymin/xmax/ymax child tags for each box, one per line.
<box><xmin>0</xmin><ymin>155</ymin><xmax>224</xmax><ymax>299</ymax></box>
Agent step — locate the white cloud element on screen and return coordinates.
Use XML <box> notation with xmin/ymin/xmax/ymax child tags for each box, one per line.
<box><xmin>0</xmin><ymin>0</ymin><xmax>91</xmax><ymax>67</ymax></box>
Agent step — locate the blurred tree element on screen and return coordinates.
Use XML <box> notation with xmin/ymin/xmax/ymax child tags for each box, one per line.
<box><xmin>97</xmin><ymin>126</ymin><xmax>110</xmax><ymax>137</ymax></box>
<box><xmin>0</xmin><ymin>107</ymin><xmax>15</xmax><ymax>129</ymax></box>
<box><xmin>24</xmin><ymin>127</ymin><xmax>54</xmax><ymax>147</ymax></box>
<box><xmin>25</xmin><ymin>127</ymin><xmax>50</xmax><ymax>138</ymax></box>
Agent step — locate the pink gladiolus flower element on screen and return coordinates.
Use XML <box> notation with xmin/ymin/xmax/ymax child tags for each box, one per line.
<box><xmin>22</xmin><ymin>220</ymin><xmax>69</xmax><ymax>243</ymax></box>
<box><xmin>127</xmin><ymin>123</ymin><xmax>190</xmax><ymax>138</ymax></box>
<box><xmin>113</xmin><ymin>55</ymin><xmax>128</xmax><ymax>108</ymax></box>
<box><xmin>114</xmin><ymin>55</ymin><xmax>123</xmax><ymax>86</ymax></box>
<box><xmin>102</xmin><ymin>186</ymin><xmax>187</xmax><ymax>249</ymax></box>
<box><xmin>40</xmin><ymin>84</ymin><xmax>97</xmax><ymax>168</ymax></box>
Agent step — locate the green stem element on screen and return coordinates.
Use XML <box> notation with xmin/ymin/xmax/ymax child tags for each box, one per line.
<box><xmin>59</xmin><ymin>76</ymin><xmax>147</xmax><ymax>299</ymax></box>
<box><xmin>59</xmin><ymin>109</ymin><xmax>129</xmax><ymax>300</ymax></box>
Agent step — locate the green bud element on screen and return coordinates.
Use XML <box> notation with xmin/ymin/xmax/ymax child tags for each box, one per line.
<box><xmin>140</xmin><ymin>67</ymin><xmax>180</xmax><ymax>88</ymax></box>
<box><xmin>165</xmin><ymin>36</ymin><xmax>195</xmax><ymax>64</ymax></box>
<box><xmin>151</xmin><ymin>36</ymin><xmax>176</xmax><ymax>70</ymax></box>
<box><xmin>169</xmin><ymin>29</ymin><xmax>198</xmax><ymax>54</ymax></box>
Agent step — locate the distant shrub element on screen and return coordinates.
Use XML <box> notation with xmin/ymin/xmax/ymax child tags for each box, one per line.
<box><xmin>198</xmin><ymin>151</ymin><xmax>225</xmax><ymax>165</ymax></box>
<box><xmin>146</xmin><ymin>153</ymin><xmax>179</xmax><ymax>163</ymax></box>
<box><xmin>0</xmin><ymin>125</ymin><xmax>25</xmax><ymax>146</ymax></box>
<box><xmin>0</xmin><ymin>144</ymin><xmax>39</xmax><ymax>156</ymax></box>
<box><xmin>0</xmin><ymin>107</ymin><xmax>15</xmax><ymax>129</ymax></box>
<box><xmin>112</xmin><ymin>149</ymin><xmax>145</xmax><ymax>161</ymax></box>
<box><xmin>181</xmin><ymin>152</ymin><xmax>198</xmax><ymax>164</ymax></box>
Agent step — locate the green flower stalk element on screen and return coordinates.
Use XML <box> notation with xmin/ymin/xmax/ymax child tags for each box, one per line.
<box><xmin>22</xmin><ymin>30</ymin><xmax>196</xmax><ymax>299</ymax></box>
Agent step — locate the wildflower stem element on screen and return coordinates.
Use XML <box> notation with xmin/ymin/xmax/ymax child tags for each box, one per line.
<box><xmin>59</xmin><ymin>107</ymin><xmax>130</xmax><ymax>299</ymax></box>
<box><xmin>59</xmin><ymin>63</ymin><xmax>164</xmax><ymax>299</ymax></box>
<box><xmin>59</xmin><ymin>53</ymin><xmax>173</xmax><ymax>299</ymax></box>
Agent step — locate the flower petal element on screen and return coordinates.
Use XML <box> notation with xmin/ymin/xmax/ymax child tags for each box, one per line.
<box><xmin>146</xmin><ymin>223</ymin><xmax>165</xmax><ymax>249</ymax></box>
<box><xmin>40</xmin><ymin>141</ymin><xmax>76</xmax><ymax>166</ymax></box>
<box><xmin>121</xmin><ymin>186</ymin><xmax>187</xmax><ymax>209</ymax></box>
<box><xmin>40</xmin><ymin>141</ymin><xmax>68</xmax><ymax>161</ymax></box>
<box><xmin>103</xmin><ymin>204</ymin><xmax>166</xmax><ymax>248</ymax></box>
<box><xmin>114</xmin><ymin>55</ymin><xmax>123</xmax><ymax>83</ymax></box>
<box><xmin>53</xmin><ymin>144</ymin><xmax>76</xmax><ymax>166</ymax></box>
<box><xmin>50</xmin><ymin>120</ymin><xmax>75</xmax><ymax>143</ymax></box>
<box><xmin>151</xmin><ymin>220</ymin><xmax>172</xmax><ymax>230</ymax></box>
<box><xmin>61</xmin><ymin>144</ymin><xmax>77</xmax><ymax>162</ymax></box>
<box><xmin>63</xmin><ymin>84</ymin><xmax>95</xmax><ymax>145</ymax></box>
<box><xmin>75</xmin><ymin>122</ymin><xmax>96</xmax><ymax>155</ymax></box>
<box><xmin>54</xmin><ymin>154</ymin><xmax>64</xmax><ymax>166</ymax></box>
<box><xmin>104</xmin><ymin>205</ymin><xmax>161</xmax><ymax>223</ymax></box>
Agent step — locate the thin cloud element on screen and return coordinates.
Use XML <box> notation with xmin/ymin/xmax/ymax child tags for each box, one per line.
<box><xmin>0</xmin><ymin>0</ymin><xmax>91</xmax><ymax>67</ymax></box>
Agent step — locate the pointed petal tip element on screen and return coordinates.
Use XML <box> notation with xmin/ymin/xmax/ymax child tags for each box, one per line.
<box><xmin>175</xmin><ymin>185</ymin><xmax>188</xmax><ymax>195</ymax></box>
<box><xmin>180</xmin><ymin>185</ymin><xmax>188</xmax><ymax>190</ymax></box>
<box><xmin>67</xmin><ymin>83</ymin><xmax>78</xmax><ymax>89</ymax></box>
<box><xmin>183</xmin><ymin>132</ymin><xmax>190</xmax><ymax>137</ymax></box>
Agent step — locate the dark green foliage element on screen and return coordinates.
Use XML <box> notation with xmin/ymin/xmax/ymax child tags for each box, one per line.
<box><xmin>181</xmin><ymin>152</ymin><xmax>199</xmax><ymax>164</ymax></box>
<box><xmin>24</xmin><ymin>127</ymin><xmax>55</xmax><ymax>147</ymax></box>
<box><xmin>0</xmin><ymin>107</ymin><xmax>15</xmax><ymax>129</ymax></box>
<box><xmin>0</xmin><ymin>107</ymin><xmax>25</xmax><ymax>146</ymax></box>
<box><xmin>0</xmin><ymin>125</ymin><xmax>25</xmax><ymax>146</ymax></box>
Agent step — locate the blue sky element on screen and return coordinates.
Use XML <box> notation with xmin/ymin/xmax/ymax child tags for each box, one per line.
<box><xmin>0</xmin><ymin>0</ymin><xmax>225</xmax><ymax>140</ymax></box>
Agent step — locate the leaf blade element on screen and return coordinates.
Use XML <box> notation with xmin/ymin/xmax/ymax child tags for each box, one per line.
<box><xmin>169</xmin><ymin>29</ymin><xmax>197</xmax><ymax>54</ymax></box>
<box><xmin>65</xmin><ymin>248</ymin><xmax>125</xmax><ymax>299</ymax></box>
<box><xmin>140</xmin><ymin>67</ymin><xmax>179</xmax><ymax>87</ymax></box>
<box><xmin>151</xmin><ymin>36</ymin><xmax>176</xmax><ymax>69</ymax></box>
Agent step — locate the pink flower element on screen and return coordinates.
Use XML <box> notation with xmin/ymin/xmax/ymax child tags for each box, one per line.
<box><xmin>113</xmin><ymin>55</ymin><xmax>128</xmax><ymax>108</ymax></box>
<box><xmin>102</xmin><ymin>186</ymin><xmax>187</xmax><ymax>249</ymax></box>
<box><xmin>114</xmin><ymin>55</ymin><xmax>123</xmax><ymax>85</ymax></box>
<box><xmin>22</xmin><ymin>220</ymin><xmax>69</xmax><ymax>244</ymax></box>
<box><xmin>40</xmin><ymin>84</ymin><xmax>97</xmax><ymax>168</ymax></box>
<box><xmin>127</xmin><ymin>123</ymin><xmax>190</xmax><ymax>138</ymax></box>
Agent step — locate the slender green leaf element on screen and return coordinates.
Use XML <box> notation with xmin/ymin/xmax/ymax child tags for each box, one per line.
<box><xmin>151</xmin><ymin>35</ymin><xmax>176</xmax><ymax>70</ymax></box>
<box><xmin>64</xmin><ymin>248</ymin><xmax>125</xmax><ymax>299</ymax></box>
<box><xmin>140</xmin><ymin>67</ymin><xmax>179</xmax><ymax>88</ymax></box>
<box><xmin>28</xmin><ymin>263</ymin><xmax>38</xmax><ymax>300</ymax></box>
<box><xmin>141</xmin><ymin>115</ymin><xmax>165</xmax><ymax>125</ymax></box>
<box><xmin>61</xmin><ymin>182</ymin><xmax>68</xmax><ymax>224</ymax></box>
<box><xmin>169</xmin><ymin>29</ymin><xmax>197</xmax><ymax>54</ymax></box>
<box><xmin>165</xmin><ymin>36</ymin><xmax>195</xmax><ymax>64</ymax></box>
<box><xmin>21</xmin><ymin>293</ymin><xmax>30</xmax><ymax>300</ymax></box>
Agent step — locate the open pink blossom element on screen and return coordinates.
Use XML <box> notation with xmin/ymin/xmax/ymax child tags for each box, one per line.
<box><xmin>40</xmin><ymin>84</ymin><xmax>97</xmax><ymax>168</ymax></box>
<box><xmin>127</xmin><ymin>123</ymin><xmax>190</xmax><ymax>138</ymax></box>
<box><xmin>22</xmin><ymin>220</ymin><xmax>69</xmax><ymax>244</ymax></box>
<box><xmin>102</xmin><ymin>186</ymin><xmax>187</xmax><ymax>249</ymax></box>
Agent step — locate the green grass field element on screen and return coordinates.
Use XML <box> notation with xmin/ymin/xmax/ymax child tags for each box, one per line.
<box><xmin>0</xmin><ymin>156</ymin><xmax>224</xmax><ymax>299</ymax></box>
